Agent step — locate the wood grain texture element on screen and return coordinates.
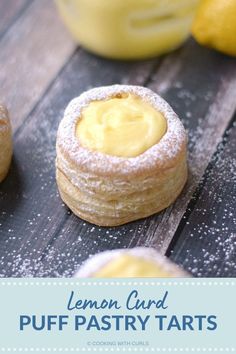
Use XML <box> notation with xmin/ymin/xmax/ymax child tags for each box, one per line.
<box><xmin>0</xmin><ymin>0</ymin><xmax>30</xmax><ymax>37</ymax></box>
<box><xmin>45</xmin><ymin>43</ymin><xmax>236</xmax><ymax>278</ymax></box>
<box><xmin>0</xmin><ymin>0</ymin><xmax>75</xmax><ymax>131</ymax></box>
<box><xmin>0</xmin><ymin>4</ymin><xmax>235</xmax><ymax>278</ymax></box>
<box><xmin>147</xmin><ymin>42</ymin><xmax>236</xmax><ymax>254</ymax></box>
<box><xmin>0</xmin><ymin>40</ymin><xmax>234</xmax><ymax>278</ymax></box>
<box><xmin>0</xmin><ymin>50</ymin><xmax>158</xmax><ymax>277</ymax></box>
<box><xmin>169</xmin><ymin>118</ymin><xmax>236</xmax><ymax>277</ymax></box>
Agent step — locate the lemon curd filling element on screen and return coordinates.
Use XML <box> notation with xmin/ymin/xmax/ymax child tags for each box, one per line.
<box><xmin>76</xmin><ymin>94</ymin><xmax>167</xmax><ymax>158</ymax></box>
<box><xmin>92</xmin><ymin>254</ymin><xmax>172</xmax><ymax>278</ymax></box>
<box><xmin>56</xmin><ymin>0</ymin><xmax>199</xmax><ymax>59</ymax></box>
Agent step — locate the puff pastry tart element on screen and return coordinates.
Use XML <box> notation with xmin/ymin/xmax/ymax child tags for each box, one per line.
<box><xmin>56</xmin><ymin>85</ymin><xmax>187</xmax><ymax>226</ymax></box>
<box><xmin>75</xmin><ymin>247</ymin><xmax>189</xmax><ymax>278</ymax></box>
<box><xmin>0</xmin><ymin>104</ymin><xmax>12</xmax><ymax>183</ymax></box>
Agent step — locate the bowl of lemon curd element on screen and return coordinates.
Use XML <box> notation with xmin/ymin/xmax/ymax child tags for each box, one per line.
<box><xmin>56</xmin><ymin>0</ymin><xmax>199</xmax><ymax>59</ymax></box>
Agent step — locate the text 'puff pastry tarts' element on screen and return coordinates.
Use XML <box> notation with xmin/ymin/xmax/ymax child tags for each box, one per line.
<box><xmin>0</xmin><ymin>104</ymin><xmax>12</xmax><ymax>183</ymax></box>
<box><xmin>56</xmin><ymin>85</ymin><xmax>187</xmax><ymax>226</ymax></box>
<box><xmin>74</xmin><ymin>247</ymin><xmax>189</xmax><ymax>278</ymax></box>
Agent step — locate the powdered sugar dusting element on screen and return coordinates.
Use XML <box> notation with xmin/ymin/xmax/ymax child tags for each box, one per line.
<box><xmin>75</xmin><ymin>247</ymin><xmax>189</xmax><ymax>278</ymax></box>
<box><xmin>57</xmin><ymin>85</ymin><xmax>187</xmax><ymax>177</ymax></box>
<box><xmin>0</xmin><ymin>104</ymin><xmax>10</xmax><ymax>132</ymax></box>
<box><xmin>170</xmin><ymin>122</ymin><xmax>236</xmax><ymax>277</ymax></box>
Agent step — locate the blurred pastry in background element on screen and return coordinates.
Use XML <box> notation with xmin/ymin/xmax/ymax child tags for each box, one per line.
<box><xmin>0</xmin><ymin>104</ymin><xmax>12</xmax><ymax>183</ymax></box>
<box><xmin>56</xmin><ymin>85</ymin><xmax>187</xmax><ymax>226</ymax></box>
<box><xmin>55</xmin><ymin>0</ymin><xmax>200</xmax><ymax>59</ymax></box>
<box><xmin>75</xmin><ymin>247</ymin><xmax>189</xmax><ymax>277</ymax></box>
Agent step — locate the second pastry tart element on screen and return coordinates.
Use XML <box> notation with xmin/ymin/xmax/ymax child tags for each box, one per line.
<box><xmin>56</xmin><ymin>85</ymin><xmax>187</xmax><ymax>226</ymax></box>
<box><xmin>0</xmin><ymin>104</ymin><xmax>12</xmax><ymax>183</ymax></box>
<box><xmin>74</xmin><ymin>247</ymin><xmax>188</xmax><ymax>278</ymax></box>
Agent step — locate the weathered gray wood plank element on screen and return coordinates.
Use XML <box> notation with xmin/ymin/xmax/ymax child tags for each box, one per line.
<box><xmin>0</xmin><ymin>0</ymin><xmax>235</xmax><ymax>277</ymax></box>
<box><xmin>0</xmin><ymin>49</ymin><xmax>157</xmax><ymax>277</ymax></box>
<box><xmin>148</xmin><ymin>45</ymin><xmax>236</xmax><ymax>253</ymax></box>
<box><xmin>43</xmin><ymin>43</ymin><xmax>236</xmax><ymax>278</ymax></box>
<box><xmin>0</xmin><ymin>41</ymin><xmax>233</xmax><ymax>278</ymax></box>
<box><xmin>0</xmin><ymin>0</ymin><xmax>30</xmax><ymax>37</ymax></box>
<box><xmin>169</xmin><ymin>118</ymin><xmax>236</xmax><ymax>276</ymax></box>
<box><xmin>0</xmin><ymin>0</ymin><xmax>75</xmax><ymax>131</ymax></box>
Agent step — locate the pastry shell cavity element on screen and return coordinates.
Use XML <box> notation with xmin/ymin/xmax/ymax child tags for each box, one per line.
<box><xmin>0</xmin><ymin>104</ymin><xmax>12</xmax><ymax>183</ymax></box>
<box><xmin>74</xmin><ymin>247</ymin><xmax>189</xmax><ymax>278</ymax></box>
<box><xmin>56</xmin><ymin>85</ymin><xmax>188</xmax><ymax>226</ymax></box>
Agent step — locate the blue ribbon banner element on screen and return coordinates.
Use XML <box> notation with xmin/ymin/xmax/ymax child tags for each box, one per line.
<box><xmin>0</xmin><ymin>279</ymin><xmax>235</xmax><ymax>353</ymax></box>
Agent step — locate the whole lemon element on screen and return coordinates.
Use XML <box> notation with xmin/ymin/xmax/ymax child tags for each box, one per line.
<box><xmin>192</xmin><ymin>0</ymin><xmax>236</xmax><ymax>57</ymax></box>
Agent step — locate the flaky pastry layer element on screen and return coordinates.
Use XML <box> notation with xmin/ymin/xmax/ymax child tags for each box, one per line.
<box><xmin>56</xmin><ymin>85</ymin><xmax>187</xmax><ymax>226</ymax></box>
<box><xmin>0</xmin><ymin>105</ymin><xmax>12</xmax><ymax>183</ymax></box>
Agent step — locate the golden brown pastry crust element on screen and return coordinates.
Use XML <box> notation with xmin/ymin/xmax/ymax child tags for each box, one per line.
<box><xmin>0</xmin><ymin>104</ymin><xmax>12</xmax><ymax>183</ymax></box>
<box><xmin>74</xmin><ymin>247</ymin><xmax>189</xmax><ymax>278</ymax></box>
<box><xmin>56</xmin><ymin>85</ymin><xmax>187</xmax><ymax>226</ymax></box>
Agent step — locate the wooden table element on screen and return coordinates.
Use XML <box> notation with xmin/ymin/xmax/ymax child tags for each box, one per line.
<box><xmin>0</xmin><ymin>0</ymin><xmax>235</xmax><ymax>277</ymax></box>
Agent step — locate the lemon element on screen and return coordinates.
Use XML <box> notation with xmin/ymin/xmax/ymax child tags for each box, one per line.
<box><xmin>192</xmin><ymin>0</ymin><xmax>236</xmax><ymax>57</ymax></box>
